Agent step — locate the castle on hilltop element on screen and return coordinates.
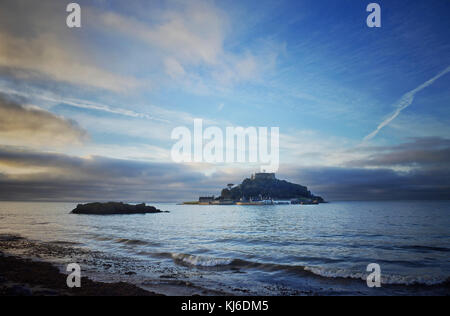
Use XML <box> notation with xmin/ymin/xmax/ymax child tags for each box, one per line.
<box><xmin>250</xmin><ymin>172</ymin><xmax>276</xmax><ymax>181</ymax></box>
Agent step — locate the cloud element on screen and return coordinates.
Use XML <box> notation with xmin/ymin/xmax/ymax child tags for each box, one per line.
<box><xmin>347</xmin><ymin>137</ymin><xmax>450</xmax><ymax>169</ymax></box>
<box><xmin>97</xmin><ymin>1</ymin><xmax>281</xmax><ymax>90</ymax></box>
<box><xmin>0</xmin><ymin>84</ymin><xmax>211</xmax><ymax>128</ymax></box>
<box><xmin>0</xmin><ymin>0</ymin><xmax>140</xmax><ymax>92</ymax></box>
<box><xmin>364</xmin><ymin>66</ymin><xmax>450</xmax><ymax>142</ymax></box>
<box><xmin>0</xmin><ymin>146</ymin><xmax>228</xmax><ymax>201</ymax></box>
<box><xmin>98</xmin><ymin>2</ymin><xmax>226</xmax><ymax>65</ymax></box>
<box><xmin>0</xmin><ymin>31</ymin><xmax>140</xmax><ymax>93</ymax></box>
<box><xmin>0</xmin><ymin>0</ymin><xmax>282</xmax><ymax>96</ymax></box>
<box><xmin>0</xmin><ymin>94</ymin><xmax>87</xmax><ymax>148</ymax></box>
<box><xmin>164</xmin><ymin>57</ymin><xmax>186</xmax><ymax>79</ymax></box>
<box><xmin>276</xmin><ymin>137</ymin><xmax>450</xmax><ymax>200</ymax></box>
<box><xmin>279</xmin><ymin>130</ymin><xmax>355</xmax><ymax>167</ymax></box>
<box><xmin>280</xmin><ymin>165</ymin><xmax>450</xmax><ymax>201</ymax></box>
<box><xmin>0</xmin><ymin>85</ymin><xmax>225</xmax><ymax>157</ymax></box>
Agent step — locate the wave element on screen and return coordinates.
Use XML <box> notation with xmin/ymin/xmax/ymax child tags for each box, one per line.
<box><xmin>304</xmin><ymin>266</ymin><xmax>450</xmax><ymax>286</ymax></box>
<box><xmin>171</xmin><ymin>253</ymin><xmax>234</xmax><ymax>267</ymax></box>
<box><xmin>87</xmin><ymin>235</ymin><xmax>161</xmax><ymax>247</ymax></box>
<box><xmin>114</xmin><ymin>238</ymin><xmax>161</xmax><ymax>247</ymax></box>
<box><xmin>152</xmin><ymin>251</ymin><xmax>450</xmax><ymax>286</ymax></box>
<box><xmin>398</xmin><ymin>245</ymin><xmax>450</xmax><ymax>253</ymax></box>
<box><xmin>49</xmin><ymin>240</ymin><xmax>82</xmax><ymax>246</ymax></box>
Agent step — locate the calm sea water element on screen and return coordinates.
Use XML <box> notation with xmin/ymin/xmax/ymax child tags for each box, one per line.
<box><xmin>0</xmin><ymin>201</ymin><xmax>449</xmax><ymax>295</ymax></box>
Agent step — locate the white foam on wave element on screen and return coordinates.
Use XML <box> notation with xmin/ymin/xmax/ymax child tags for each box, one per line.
<box><xmin>171</xmin><ymin>253</ymin><xmax>234</xmax><ymax>267</ymax></box>
<box><xmin>304</xmin><ymin>266</ymin><xmax>449</xmax><ymax>286</ymax></box>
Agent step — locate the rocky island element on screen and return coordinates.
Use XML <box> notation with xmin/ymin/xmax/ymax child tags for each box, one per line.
<box><xmin>71</xmin><ymin>202</ymin><xmax>165</xmax><ymax>215</ymax></box>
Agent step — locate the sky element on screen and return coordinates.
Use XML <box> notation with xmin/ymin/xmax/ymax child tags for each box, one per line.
<box><xmin>0</xmin><ymin>0</ymin><xmax>449</xmax><ymax>201</ymax></box>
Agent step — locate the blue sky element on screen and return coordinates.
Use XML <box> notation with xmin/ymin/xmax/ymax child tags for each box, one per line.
<box><xmin>0</xmin><ymin>0</ymin><xmax>449</xmax><ymax>201</ymax></box>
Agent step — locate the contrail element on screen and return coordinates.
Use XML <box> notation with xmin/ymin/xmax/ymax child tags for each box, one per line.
<box><xmin>363</xmin><ymin>66</ymin><xmax>450</xmax><ymax>142</ymax></box>
<box><xmin>0</xmin><ymin>85</ymin><xmax>170</xmax><ymax>123</ymax></box>
<box><xmin>41</xmin><ymin>96</ymin><xmax>171</xmax><ymax>124</ymax></box>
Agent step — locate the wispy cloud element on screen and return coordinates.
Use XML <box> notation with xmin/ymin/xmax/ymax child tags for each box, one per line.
<box><xmin>97</xmin><ymin>1</ymin><xmax>282</xmax><ymax>91</ymax></box>
<box><xmin>98</xmin><ymin>2</ymin><xmax>226</xmax><ymax>65</ymax></box>
<box><xmin>41</xmin><ymin>95</ymin><xmax>171</xmax><ymax>124</ymax></box>
<box><xmin>364</xmin><ymin>66</ymin><xmax>450</xmax><ymax>142</ymax></box>
<box><xmin>0</xmin><ymin>85</ymin><xmax>224</xmax><ymax>148</ymax></box>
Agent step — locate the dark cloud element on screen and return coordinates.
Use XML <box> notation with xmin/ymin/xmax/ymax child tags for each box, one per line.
<box><xmin>1</xmin><ymin>136</ymin><xmax>449</xmax><ymax>202</ymax></box>
<box><xmin>0</xmin><ymin>146</ymin><xmax>234</xmax><ymax>202</ymax></box>
<box><xmin>279</xmin><ymin>137</ymin><xmax>450</xmax><ymax>200</ymax></box>
<box><xmin>347</xmin><ymin>137</ymin><xmax>450</xmax><ymax>168</ymax></box>
<box><xmin>280</xmin><ymin>166</ymin><xmax>450</xmax><ymax>201</ymax></box>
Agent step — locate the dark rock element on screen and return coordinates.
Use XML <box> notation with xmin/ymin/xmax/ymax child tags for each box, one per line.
<box><xmin>6</xmin><ymin>285</ymin><xmax>33</xmax><ymax>296</ymax></box>
<box><xmin>71</xmin><ymin>202</ymin><xmax>166</xmax><ymax>215</ymax></box>
<box><xmin>0</xmin><ymin>235</ymin><xmax>23</xmax><ymax>242</ymax></box>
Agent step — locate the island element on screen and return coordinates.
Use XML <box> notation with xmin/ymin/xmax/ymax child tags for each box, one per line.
<box><xmin>184</xmin><ymin>172</ymin><xmax>325</xmax><ymax>205</ymax></box>
<box><xmin>71</xmin><ymin>202</ymin><xmax>166</xmax><ymax>215</ymax></box>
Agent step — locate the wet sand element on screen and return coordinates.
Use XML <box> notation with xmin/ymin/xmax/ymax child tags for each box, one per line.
<box><xmin>0</xmin><ymin>235</ymin><xmax>162</xmax><ymax>296</ymax></box>
<box><xmin>0</xmin><ymin>252</ymin><xmax>162</xmax><ymax>296</ymax></box>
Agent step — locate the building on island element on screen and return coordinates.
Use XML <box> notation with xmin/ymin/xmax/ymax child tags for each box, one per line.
<box><xmin>198</xmin><ymin>196</ymin><xmax>215</xmax><ymax>205</ymax></box>
<box><xmin>251</xmin><ymin>172</ymin><xmax>276</xmax><ymax>181</ymax></box>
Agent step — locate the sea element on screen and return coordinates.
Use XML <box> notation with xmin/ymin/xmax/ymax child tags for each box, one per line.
<box><xmin>0</xmin><ymin>201</ymin><xmax>449</xmax><ymax>295</ymax></box>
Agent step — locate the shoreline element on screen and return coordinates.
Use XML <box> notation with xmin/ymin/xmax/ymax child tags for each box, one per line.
<box><xmin>0</xmin><ymin>252</ymin><xmax>162</xmax><ymax>296</ymax></box>
<box><xmin>0</xmin><ymin>234</ymin><xmax>227</xmax><ymax>296</ymax></box>
<box><xmin>0</xmin><ymin>234</ymin><xmax>163</xmax><ymax>296</ymax></box>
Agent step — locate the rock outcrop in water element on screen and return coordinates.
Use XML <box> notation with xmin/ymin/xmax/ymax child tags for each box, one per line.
<box><xmin>71</xmin><ymin>202</ymin><xmax>164</xmax><ymax>215</ymax></box>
